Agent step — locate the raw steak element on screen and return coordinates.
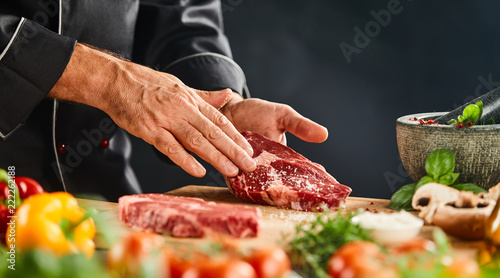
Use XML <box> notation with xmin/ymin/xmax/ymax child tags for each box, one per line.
<box><xmin>224</xmin><ymin>132</ymin><xmax>352</xmax><ymax>211</ymax></box>
<box><xmin>118</xmin><ymin>194</ymin><xmax>262</xmax><ymax>238</ymax></box>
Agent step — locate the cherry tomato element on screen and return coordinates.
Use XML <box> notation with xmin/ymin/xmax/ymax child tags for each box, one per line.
<box><xmin>390</xmin><ymin>238</ymin><xmax>436</xmax><ymax>256</ymax></box>
<box><xmin>13</xmin><ymin>177</ymin><xmax>44</xmax><ymax>199</ymax></box>
<box><xmin>197</xmin><ymin>257</ymin><xmax>257</xmax><ymax>278</ymax></box>
<box><xmin>327</xmin><ymin>241</ymin><xmax>397</xmax><ymax>278</ymax></box>
<box><xmin>244</xmin><ymin>247</ymin><xmax>291</xmax><ymax>278</ymax></box>
<box><xmin>167</xmin><ymin>250</ymin><xmax>199</xmax><ymax>278</ymax></box>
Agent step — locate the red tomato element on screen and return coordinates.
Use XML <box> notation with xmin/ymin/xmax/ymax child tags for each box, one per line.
<box><xmin>0</xmin><ymin>204</ymin><xmax>9</xmax><ymax>244</ymax></box>
<box><xmin>168</xmin><ymin>252</ymin><xmax>199</xmax><ymax>278</ymax></box>
<box><xmin>327</xmin><ymin>241</ymin><xmax>397</xmax><ymax>278</ymax></box>
<box><xmin>0</xmin><ymin>181</ymin><xmax>10</xmax><ymax>200</ymax></box>
<box><xmin>14</xmin><ymin>177</ymin><xmax>44</xmax><ymax>199</ymax></box>
<box><xmin>388</xmin><ymin>238</ymin><xmax>439</xmax><ymax>271</ymax></box>
<box><xmin>390</xmin><ymin>238</ymin><xmax>436</xmax><ymax>256</ymax></box>
<box><xmin>197</xmin><ymin>257</ymin><xmax>257</xmax><ymax>278</ymax></box>
<box><xmin>244</xmin><ymin>247</ymin><xmax>291</xmax><ymax>278</ymax></box>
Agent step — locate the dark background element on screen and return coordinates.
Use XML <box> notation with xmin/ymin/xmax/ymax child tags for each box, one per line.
<box><xmin>130</xmin><ymin>0</ymin><xmax>500</xmax><ymax>199</ymax></box>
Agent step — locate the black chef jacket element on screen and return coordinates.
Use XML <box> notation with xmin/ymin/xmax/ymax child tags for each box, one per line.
<box><xmin>0</xmin><ymin>0</ymin><xmax>249</xmax><ymax>201</ymax></box>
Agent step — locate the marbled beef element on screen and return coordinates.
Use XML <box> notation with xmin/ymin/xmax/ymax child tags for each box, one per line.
<box><xmin>224</xmin><ymin>132</ymin><xmax>352</xmax><ymax>211</ymax></box>
<box><xmin>119</xmin><ymin>194</ymin><xmax>262</xmax><ymax>238</ymax></box>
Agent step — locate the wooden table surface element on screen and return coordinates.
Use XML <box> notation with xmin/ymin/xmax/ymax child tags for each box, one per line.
<box><xmin>77</xmin><ymin>185</ymin><xmax>484</xmax><ymax>256</ymax></box>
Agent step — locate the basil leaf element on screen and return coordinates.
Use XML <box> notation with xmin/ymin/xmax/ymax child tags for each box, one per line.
<box><xmin>485</xmin><ymin>118</ymin><xmax>496</xmax><ymax>125</ymax></box>
<box><xmin>452</xmin><ymin>183</ymin><xmax>487</xmax><ymax>194</ymax></box>
<box><xmin>425</xmin><ymin>149</ymin><xmax>455</xmax><ymax>180</ymax></box>
<box><xmin>416</xmin><ymin>175</ymin><xmax>434</xmax><ymax>190</ymax></box>
<box><xmin>476</xmin><ymin>101</ymin><xmax>484</xmax><ymax>119</ymax></box>
<box><xmin>437</xmin><ymin>172</ymin><xmax>459</xmax><ymax>186</ymax></box>
<box><xmin>462</xmin><ymin>105</ymin><xmax>472</xmax><ymax>119</ymax></box>
<box><xmin>463</xmin><ymin>104</ymin><xmax>481</xmax><ymax>124</ymax></box>
<box><xmin>448</xmin><ymin>101</ymin><xmax>487</xmax><ymax>126</ymax></box>
<box><xmin>471</xmin><ymin>107</ymin><xmax>481</xmax><ymax>124</ymax></box>
<box><xmin>388</xmin><ymin>183</ymin><xmax>417</xmax><ymax>211</ymax></box>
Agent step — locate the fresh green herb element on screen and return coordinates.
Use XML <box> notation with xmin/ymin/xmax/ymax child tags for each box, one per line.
<box><xmin>139</xmin><ymin>248</ymin><xmax>166</xmax><ymax>278</ymax></box>
<box><xmin>447</xmin><ymin>100</ymin><xmax>495</xmax><ymax>126</ymax></box>
<box><xmin>451</xmin><ymin>183</ymin><xmax>488</xmax><ymax>194</ymax></box>
<box><xmin>83</xmin><ymin>207</ymin><xmax>122</xmax><ymax>247</ymax></box>
<box><xmin>424</xmin><ymin>149</ymin><xmax>455</xmax><ymax>181</ymax></box>
<box><xmin>394</xmin><ymin>229</ymin><xmax>453</xmax><ymax>278</ymax></box>
<box><xmin>389</xmin><ymin>183</ymin><xmax>416</xmax><ymax>211</ymax></box>
<box><xmin>485</xmin><ymin>118</ymin><xmax>496</xmax><ymax>125</ymax></box>
<box><xmin>289</xmin><ymin>209</ymin><xmax>374</xmax><ymax>278</ymax></box>
<box><xmin>2</xmin><ymin>249</ymin><xmax>110</xmax><ymax>278</ymax></box>
<box><xmin>482</xmin><ymin>251</ymin><xmax>500</xmax><ymax>277</ymax></box>
<box><xmin>389</xmin><ymin>148</ymin><xmax>486</xmax><ymax>211</ymax></box>
<box><xmin>198</xmin><ymin>241</ymin><xmax>224</xmax><ymax>257</ymax></box>
<box><xmin>416</xmin><ymin>176</ymin><xmax>434</xmax><ymax>188</ymax></box>
<box><xmin>432</xmin><ymin>228</ymin><xmax>450</xmax><ymax>255</ymax></box>
<box><xmin>436</xmin><ymin>172</ymin><xmax>460</xmax><ymax>187</ymax></box>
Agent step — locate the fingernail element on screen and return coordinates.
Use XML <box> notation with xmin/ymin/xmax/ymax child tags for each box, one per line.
<box><xmin>195</xmin><ymin>166</ymin><xmax>206</xmax><ymax>177</ymax></box>
<box><xmin>243</xmin><ymin>157</ymin><xmax>256</xmax><ymax>170</ymax></box>
<box><xmin>245</xmin><ymin>144</ymin><xmax>254</xmax><ymax>156</ymax></box>
<box><xmin>226</xmin><ymin>161</ymin><xmax>239</xmax><ymax>175</ymax></box>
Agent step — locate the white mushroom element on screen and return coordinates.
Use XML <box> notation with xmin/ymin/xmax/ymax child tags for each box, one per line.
<box><xmin>412</xmin><ymin>182</ymin><xmax>497</xmax><ymax>240</ymax></box>
<box><xmin>412</xmin><ymin>183</ymin><xmax>459</xmax><ymax>224</ymax></box>
<box><xmin>479</xmin><ymin>182</ymin><xmax>500</xmax><ymax>202</ymax></box>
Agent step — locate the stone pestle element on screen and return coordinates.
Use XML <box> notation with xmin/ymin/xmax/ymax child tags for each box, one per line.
<box><xmin>434</xmin><ymin>87</ymin><xmax>500</xmax><ymax>125</ymax></box>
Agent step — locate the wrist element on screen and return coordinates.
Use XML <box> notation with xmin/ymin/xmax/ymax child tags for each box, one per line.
<box><xmin>48</xmin><ymin>43</ymin><xmax>125</xmax><ymax>112</ymax></box>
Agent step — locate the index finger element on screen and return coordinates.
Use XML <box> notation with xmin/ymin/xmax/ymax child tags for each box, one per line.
<box><xmin>194</xmin><ymin>103</ymin><xmax>256</xmax><ymax>172</ymax></box>
<box><xmin>199</xmin><ymin>99</ymin><xmax>254</xmax><ymax>153</ymax></box>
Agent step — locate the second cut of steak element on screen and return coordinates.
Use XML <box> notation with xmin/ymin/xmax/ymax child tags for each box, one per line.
<box><xmin>225</xmin><ymin>132</ymin><xmax>352</xmax><ymax>211</ymax></box>
<box><xmin>119</xmin><ymin>194</ymin><xmax>262</xmax><ymax>238</ymax></box>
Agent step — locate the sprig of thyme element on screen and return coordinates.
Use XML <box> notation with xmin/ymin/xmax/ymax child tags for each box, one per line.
<box><xmin>289</xmin><ymin>209</ymin><xmax>374</xmax><ymax>278</ymax></box>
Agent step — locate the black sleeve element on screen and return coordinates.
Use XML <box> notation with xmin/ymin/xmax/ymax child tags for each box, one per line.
<box><xmin>0</xmin><ymin>16</ymin><xmax>76</xmax><ymax>139</ymax></box>
<box><xmin>133</xmin><ymin>0</ymin><xmax>249</xmax><ymax>98</ymax></box>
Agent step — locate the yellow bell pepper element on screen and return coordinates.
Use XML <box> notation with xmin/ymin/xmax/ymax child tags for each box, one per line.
<box><xmin>13</xmin><ymin>192</ymin><xmax>95</xmax><ymax>258</ymax></box>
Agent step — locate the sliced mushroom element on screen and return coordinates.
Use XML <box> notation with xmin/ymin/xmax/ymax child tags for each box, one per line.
<box><xmin>479</xmin><ymin>182</ymin><xmax>500</xmax><ymax>201</ymax></box>
<box><xmin>412</xmin><ymin>183</ymin><xmax>459</xmax><ymax>224</ymax></box>
<box><xmin>412</xmin><ymin>183</ymin><xmax>497</xmax><ymax>241</ymax></box>
<box><xmin>432</xmin><ymin>198</ymin><xmax>495</xmax><ymax>240</ymax></box>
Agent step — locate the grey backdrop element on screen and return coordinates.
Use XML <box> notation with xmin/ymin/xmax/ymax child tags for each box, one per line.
<box><xmin>130</xmin><ymin>0</ymin><xmax>500</xmax><ymax>199</ymax></box>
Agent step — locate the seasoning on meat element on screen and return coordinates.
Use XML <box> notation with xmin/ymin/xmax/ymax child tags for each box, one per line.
<box><xmin>225</xmin><ymin>132</ymin><xmax>352</xmax><ymax>211</ymax></box>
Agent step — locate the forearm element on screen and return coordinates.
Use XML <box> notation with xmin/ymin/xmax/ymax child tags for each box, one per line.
<box><xmin>48</xmin><ymin>43</ymin><xmax>127</xmax><ymax>111</ymax></box>
<box><xmin>48</xmin><ymin>42</ymin><xmax>256</xmax><ymax>177</ymax></box>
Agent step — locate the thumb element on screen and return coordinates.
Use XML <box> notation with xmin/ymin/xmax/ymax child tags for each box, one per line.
<box><xmin>196</xmin><ymin>88</ymin><xmax>233</xmax><ymax>109</ymax></box>
<box><xmin>281</xmin><ymin>107</ymin><xmax>329</xmax><ymax>143</ymax></box>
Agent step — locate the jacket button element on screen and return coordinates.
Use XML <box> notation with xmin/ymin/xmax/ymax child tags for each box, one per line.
<box><xmin>100</xmin><ymin>138</ymin><xmax>110</xmax><ymax>149</ymax></box>
<box><xmin>56</xmin><ymin>143</ymin><xmax>66</xmax><ymax>154</ymax></box>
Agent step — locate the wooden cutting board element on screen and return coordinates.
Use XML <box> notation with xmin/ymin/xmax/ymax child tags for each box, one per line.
<box><xmin>78</xmin><ymin>185</ymin><xmax>483</xmax><ymax>255</ymax></box>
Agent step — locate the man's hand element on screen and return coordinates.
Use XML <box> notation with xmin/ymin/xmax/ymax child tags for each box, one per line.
<box><xmin>220</xmin><ymin>93</ymin><xmax>328</xmax><ymax>145</ymax></box>
<box><xmin>49</xmin><ymin>43</ymin><xmax>256</xmax><ymax>177</ymax></box>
